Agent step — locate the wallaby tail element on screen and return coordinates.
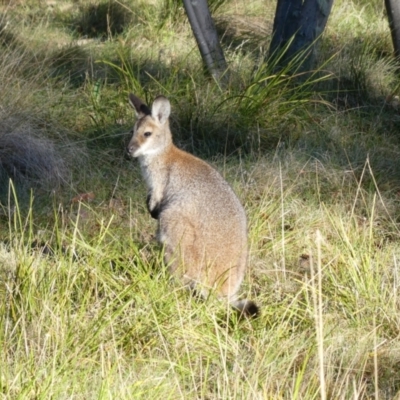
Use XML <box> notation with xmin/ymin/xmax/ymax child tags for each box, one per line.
<box><xmin>231</xmin><ymin>299</ymin><xmax>259</xmax><ymax>318</ymax></box>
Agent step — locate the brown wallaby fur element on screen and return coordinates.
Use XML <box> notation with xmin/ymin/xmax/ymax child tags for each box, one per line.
<box><xmin>127</xmin><ymin>94</ymin><xmax>258</xmax><ymax>317</ymax></box>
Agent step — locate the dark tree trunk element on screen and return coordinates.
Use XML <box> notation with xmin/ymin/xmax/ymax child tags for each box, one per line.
<box><xmin>269</xmin><ymin>0</ymin><xmax>334</xmax><ymax>71</ymax></box>
<box><xmin>385</xmin><ymin>0</ymin><xmax>400</xmax><ymax>58</ymax></box>
<box><xmin>182</xmin><ymin>0</ymin><xmax>227</xmax><ymax>80</ymax></box>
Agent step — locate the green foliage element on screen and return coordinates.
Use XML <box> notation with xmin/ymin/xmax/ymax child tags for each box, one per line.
<box><xmin>1</xmin><ymin>0</ymin><xmax>400</xmax><ymax>398</ymax></box>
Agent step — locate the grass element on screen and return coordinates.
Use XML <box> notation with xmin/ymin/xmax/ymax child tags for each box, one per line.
<box><xmin>1</xmin><ymin>0</ymin><xmax>400</xmax><ymax>398</ymax></box>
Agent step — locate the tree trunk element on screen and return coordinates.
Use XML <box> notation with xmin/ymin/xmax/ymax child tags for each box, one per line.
<box><xmin>385</xmin><ymin>0</ymin><xmax>400</xmax><ymax>58</ymax></box>
<box><xmin>269</xmin><ymin>0</ymin><xmax>334</xmax><ymax>71</ymax></box>
<box><xmin>182</xmin><ymin>0</ymin><xmax>227</xmax><ymax>80</ymax></box>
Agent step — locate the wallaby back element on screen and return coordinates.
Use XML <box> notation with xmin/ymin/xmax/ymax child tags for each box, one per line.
<box><xmin>127</xmin><ymin>94</ymin><xmax>258</xmax><ymax>317</ymax></box>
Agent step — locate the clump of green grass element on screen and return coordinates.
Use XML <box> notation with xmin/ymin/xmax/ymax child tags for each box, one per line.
<box><xmin>1</xmin><ymin>0</ymin><xmax>400</xmax><ymax>398</ymax></box>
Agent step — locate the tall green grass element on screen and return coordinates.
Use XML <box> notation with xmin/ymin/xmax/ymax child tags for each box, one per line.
<box><xmin>3</xmin><ymin>154</ymin><xmax>400</xmax><ymax>398</ymax></box>
<box><xmin>1</xmin><ymin>0</ymin><xmax>400</xmax><ymax>398</ymax></box>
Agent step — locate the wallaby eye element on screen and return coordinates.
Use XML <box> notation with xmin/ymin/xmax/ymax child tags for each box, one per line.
<box><xmin>144</xmin><ymin>131</ymin><xmax>152</xmax><ymax>137</ymax></box>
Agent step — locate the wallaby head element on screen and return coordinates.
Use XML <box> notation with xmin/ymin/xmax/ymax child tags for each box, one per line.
<box><xmin>127</xmin><ymin>94</ymin><xmax>172</xmax><ymax>158</ymax></box>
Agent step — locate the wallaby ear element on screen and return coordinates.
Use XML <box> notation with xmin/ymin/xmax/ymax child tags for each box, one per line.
<box><xmin>128</xmin><ymin>93</ymin><xmax>151</xmax><ymax>117</ymax></box>
<box><xmin>151</xmin><ymin>96</ymin><xmax>171</xmax><ymax>125</ymax></box>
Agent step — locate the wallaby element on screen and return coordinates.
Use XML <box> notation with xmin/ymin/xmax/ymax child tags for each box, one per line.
<box><xmin>127</xmin><ymin>94</ymin><xmax>258</xmax><ymax>317</ymax></box>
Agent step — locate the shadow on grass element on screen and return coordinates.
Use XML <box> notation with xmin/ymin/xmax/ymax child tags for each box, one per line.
<box><xmin>55</xmin><ymin>1</ymin><xmax>135</xmax><ymax>39</ymax></box>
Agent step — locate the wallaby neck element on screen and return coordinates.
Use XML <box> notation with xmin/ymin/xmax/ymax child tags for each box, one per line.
<box><xmin>138</xmin><ymin>144</ymin><xmax>177</xmax><ymax>192</ymax></box>
<box><xmin>138</xmin><ymin>141</ymin><xmax>174</xmax><ymax>167</ymax></box>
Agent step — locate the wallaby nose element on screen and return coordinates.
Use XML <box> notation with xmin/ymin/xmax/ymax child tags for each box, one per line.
<box><xmin>126</xmin><ymin>145</ymin><xmax>133</xmax><ymax>157</ymax></box>
<box><xmin>127</xmin><ymin>140</ymin><xmax>138</xmax><ymax>156</ymax></box>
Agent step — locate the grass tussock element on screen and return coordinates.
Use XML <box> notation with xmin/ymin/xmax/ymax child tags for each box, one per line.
<box><xmin>1</xmin><ymin>0</ymin><xmax>400</xmax><ymax>398</ymax></box>
<box><xmin>0</xmin><ymin>115</ymin><xmax>67</xmax><ymax>191</ymax></box>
